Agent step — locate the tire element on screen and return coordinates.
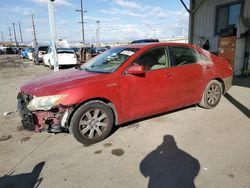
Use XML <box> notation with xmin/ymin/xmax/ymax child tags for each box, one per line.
<box><xmin>34</xmin><ymin>59</ymin><xmax>39</xmax><ymax>65</ymax></box>
<box><xmin>199</xmin><ymin>80</ymin><xmax>222</xmax><ymax>109</ymax></box>
<box><xmin>70</xmin><ymin>101</ymin><xmax>114</xmax><ymax>144</ymax></box>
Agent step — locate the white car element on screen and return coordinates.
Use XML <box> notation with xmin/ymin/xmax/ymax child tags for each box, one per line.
<box><xmin>43</xmin><ymin>47</ymin><xmax>77</xmax><ymax>68</ymax></box>
<box><xmin>28</xmin><ymin>50</ymin><xmax>34</xmax><ymax>61</ymax></box>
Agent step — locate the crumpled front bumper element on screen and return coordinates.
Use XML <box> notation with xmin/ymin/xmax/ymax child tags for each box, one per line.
<box><xmin>17</xmin><ymin>92</ymin><xmax>71</xmax><ymax>132</ymax></box>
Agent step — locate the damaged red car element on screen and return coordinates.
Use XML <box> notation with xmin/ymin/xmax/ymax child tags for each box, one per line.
<box><xmin>17</xmin><ymin>43</ymin><xmax>232</xmax><ymax>144</ymax></box>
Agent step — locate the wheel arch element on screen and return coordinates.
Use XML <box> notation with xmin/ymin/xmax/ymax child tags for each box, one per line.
<box><xmin>67</xmin><ymin>97</ymin><xmax>119</xmax><ymax>128</ymax></box>
<box><xmin>213</xmin><ymin>77</ymin><xmax>225</xmax><ymax>94</ymax></box>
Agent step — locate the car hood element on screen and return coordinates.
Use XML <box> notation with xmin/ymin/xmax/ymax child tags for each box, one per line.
<box><xmin>21</xmin><ymin>68</ymin><xmax>103</xmax><ymax>96</ymax></box>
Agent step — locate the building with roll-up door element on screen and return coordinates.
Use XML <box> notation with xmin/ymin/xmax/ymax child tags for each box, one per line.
<box><xmin>188</xmin><ymin>0</ymin><xmax>250</xmax><ymax>76</ymax></box>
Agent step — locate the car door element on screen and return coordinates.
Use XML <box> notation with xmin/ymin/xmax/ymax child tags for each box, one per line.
<box><xmin>168</xmin><ymin>46</ymin><xmax>204</xmax><ymax>107</ymax></box>
<box><xmin>119</xmin><ymin>47</ymin><xmax>177</xmax><ymax>121</ymax></box>
<box><xmin>43</xmin><ymin>48</ymin><xmax>51</xmax><ymax>65</ymax></box>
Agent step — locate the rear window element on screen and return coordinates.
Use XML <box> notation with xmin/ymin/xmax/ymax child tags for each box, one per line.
<box><xmin>57</xmin><ymin>48</ymin><xmax>74</xmax><ymax>54</ymax></box>
<box><xmin>57</xmin><ymin>50</ymin><xmax>74</xmax><ymax>54</ymax></box>
<box><xmin>39</xmin><ymin>46</ymin><xmax>48</xmax><ymax>51</ymax></box>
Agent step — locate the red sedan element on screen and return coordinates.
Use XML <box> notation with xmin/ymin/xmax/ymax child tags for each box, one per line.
<box><xmin>17</xmin><ymin>43</ymin><xmax>232</xmax><ymax>144</ymax></box>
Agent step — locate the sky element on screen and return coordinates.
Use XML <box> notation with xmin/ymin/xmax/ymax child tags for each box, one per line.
<box><xmin>0</xmin><ymin>0</ymin><xmax>190</xmax><ymax>44</ymax></box>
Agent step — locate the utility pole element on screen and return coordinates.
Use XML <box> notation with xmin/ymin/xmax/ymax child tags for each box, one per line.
<box><xmin>9</xmin><ymin>26</ymin><xmax>12</xmax><ymax>42</ymax></box>
<box><xmin>96</xmin><ymin>20</ymin><xmax>100</xmax><ymax>44</ymax></box>
<box><xmin>19</xmin><ymin>21</ymin><xmax>23</xmax><ymax>43</ymax></box>
<box><xmin>31</xmin><ymin>14</ymin><xmax>37</xmax><ymax>47</ymax></box>
<box><xmin>12</xmin><ymin>23</ymin><xmax>18</xmax><ymax>46</ymax></box>
<box><xmin>48</xmin><ymin>0</ymin><xmax>59</xmax><ymax>72</ymax></box>
<box><xmin>1</xmin><ymin>32</ymin><xmax>3</xmax><ymax>43</ymax></box>
<box><xmin>76</xmin><ymin>0</ymin><xmax>87</xmax><ymax>45</ymax></box>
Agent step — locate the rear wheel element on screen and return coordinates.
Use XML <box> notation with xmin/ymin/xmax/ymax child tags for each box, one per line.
<box><xmin>70</xmin><ymin>101</ymin><xmax>114</xmax><ymax>144</ymax></box>
<box><xmin>48</xmin><ymin>60</ymin><xmax>54</xmax><ymax>69</ymax></box>
<box><xmin>199</xmin><ymin>80</ymin><xmax>222</xmax><ymax>109</ymax></box>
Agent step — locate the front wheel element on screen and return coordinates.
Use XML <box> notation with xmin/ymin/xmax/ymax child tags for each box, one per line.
<box><xmin>70</xmin><ymin>101</ymin><xmax>114</xmax><ymax>144</ymax></box>
<box><xmin>199</xmin><ymin>80</ymin><xmax>222</xmax><ymax>109</ymax></box>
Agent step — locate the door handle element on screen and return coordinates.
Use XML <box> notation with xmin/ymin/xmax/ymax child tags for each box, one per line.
<box><xmin>205</xmin><ymin>65</ymin><xmax>212</xmax><ymax>70</ymax></box>
<box><xmin>164</xmin><ymin>73</ymin><xmax>175</xmax><ymax>79</ymax></box>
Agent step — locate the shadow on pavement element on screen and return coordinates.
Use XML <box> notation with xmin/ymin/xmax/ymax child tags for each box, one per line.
<box><xmin>0</xmin><ymin>161</ymin><xmax>45</xmax><ymax>188</ymax></box>
<box><xmin>233</xmin><ymin>77</ymin><xmax>250</xmax><ymax>88</ymax></box>
<box><xmin>224</xmin><ymin>93</ymin><xmax>250</xmax><ymax>118</ymax></box>
<box><xmin>140</xmin><ymin>135</ymin><xmax>200</xmax><ymax>188</ymax></box>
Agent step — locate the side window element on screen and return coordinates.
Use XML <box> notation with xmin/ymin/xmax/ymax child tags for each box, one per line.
<box><xmin>134</xmin><ymin>47</ymin><xmax>169</xmax><ymax>71</ymax></box>
<box><xmin>170</xmin><ymin>46</ymin><xmax>197</xmax><ymax>66</ymax></box>
<box><xmin>46</xmin><ymin>48</ymin><xmax>52</xmax><ymax>54</ymax></box>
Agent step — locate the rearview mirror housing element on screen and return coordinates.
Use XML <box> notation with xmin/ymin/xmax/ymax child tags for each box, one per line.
<box><xmin>127</xmin><ymin>65</ymin><xmax>145</xmax><ymax>75</ymax></box>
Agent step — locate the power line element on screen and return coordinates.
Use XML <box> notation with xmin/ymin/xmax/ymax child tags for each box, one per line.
<box><xmin>76</xmin><ymin>0</ymin><xmax>87</xmax><ymax>44</ymax></box>
<box><xmin>12</xmin><ymin>23</ymin><xmax>18</xmax><ymax>46</ymax></box>
<box><xmin>9</xmin><ymin>26</ymin><xmax>12</xmax><ymax>42</ymax></box>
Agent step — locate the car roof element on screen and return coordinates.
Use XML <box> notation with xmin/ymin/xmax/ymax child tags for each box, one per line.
<box><xmin>117</xmin><ymin>42</ymin><xmax>195</xmax><ymax>50</ymax></box>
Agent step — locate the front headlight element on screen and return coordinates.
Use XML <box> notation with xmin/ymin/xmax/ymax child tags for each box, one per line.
<box><xmin>27</xmin><ymin>94</ymin><xmax>68</xmax><ymax>111</ymax></box>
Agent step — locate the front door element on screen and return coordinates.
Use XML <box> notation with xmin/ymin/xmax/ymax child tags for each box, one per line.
<box><xmin>119</xmin><ymin>47</ymin><xmax>177</xmax><ymax>121</ymax></box>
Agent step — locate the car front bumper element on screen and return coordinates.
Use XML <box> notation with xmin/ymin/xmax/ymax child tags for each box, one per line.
<box><xmin>223</xmin><ymin>76</ymin><xmax>233</xmax><ymax>94</ymax></box>
<box><xmin>17</xmin><ymin>92</ymin><xmax>71</xmax><ymax>132</ymax></box>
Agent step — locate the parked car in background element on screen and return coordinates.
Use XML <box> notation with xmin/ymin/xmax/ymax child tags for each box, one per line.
<box><xmin>95</xmin><ymin>47</ymin><xmax>107</xmax><ymax>54</ymax></box>
<box><xmin>43</xmin><ymin>47</ymin><xmax>77</xmax><ymax>68</ymax></box>
<box><xmin>78</xmin><ymin>47</ymin><xmax>98</xmax><ymax>63</ymax></box>
<box><xmin>34</xmin><ymin>45</ymin><xmax>49</xmax><ymax>64</ymax></box>
<box><xmin>0</xmin><ymin>46</ymin><xmax>7</xmax><ymax>54</ymax></box>
<box><xmin>12</xmin><ymin>47</ymin><xmax>19</xmax><ymax>54</ymax></box>
<box><xmin>21</xmin><ymin>48</ymin><xmax>32</xmax><ymax>59</ymax></box>
<box><xmin>131</xmin><ymin>39</ymin><xmax>159</xmax><ymax>44</ymax></box>
<box><xmin>71</xmin><ymin>47</ymin><xmax>80</xmax><ymax>55</ymax></box>
<box><xmin>6</xmin><ymin>47</ymin><xmax>15</xmax><ymax>54</ymax></box>
<box><xmin>18</xmin><ymin>43</ymin><xmax>232</xmax><ymax>144</ymax></box>
<box><xmin>27</xmin><ymin>48</ymin><xmax>34</xmax><ymax>61</ymax></box>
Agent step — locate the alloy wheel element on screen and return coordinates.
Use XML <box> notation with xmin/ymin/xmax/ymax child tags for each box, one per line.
<box><xmin>78</xmin><ymin>108</ymin><xmax>108</xmax><ymax>139</ymax></box>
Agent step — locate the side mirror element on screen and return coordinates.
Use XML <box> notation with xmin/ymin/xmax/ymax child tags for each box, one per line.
<box><xmin>127</xmin><ymin>65</ymin><xmax>145</xmax><ymax>75</ymax></box>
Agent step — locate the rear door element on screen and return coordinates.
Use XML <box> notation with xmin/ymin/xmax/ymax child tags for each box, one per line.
<box><xmin>169</xmin><ymin>46</ymin><xmax>204</xmax><ymax>107</ymax></box>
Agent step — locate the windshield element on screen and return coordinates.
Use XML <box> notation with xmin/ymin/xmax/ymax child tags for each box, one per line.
<box><xmin>81</xmin><ymin>47</ymin><xmax>138</xmax><ymax>73</ymax></box>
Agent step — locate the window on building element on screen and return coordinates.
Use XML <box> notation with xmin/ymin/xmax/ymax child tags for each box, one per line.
<box><xmin>215</xmin><ymin>2</ymin><xmax>242</xmax><ymax>34</ymax></box>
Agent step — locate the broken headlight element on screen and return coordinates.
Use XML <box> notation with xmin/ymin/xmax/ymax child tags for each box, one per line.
<box><xmin>27</xmin><ymin>94</ymin><xmax>68</xmax><ymax>111</ymax></box>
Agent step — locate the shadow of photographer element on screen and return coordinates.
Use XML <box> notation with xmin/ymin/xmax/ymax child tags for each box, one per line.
<box><xmin>0</xmin><ymin>161</ymin><xmax>45</xmax><ymax>188</ymax></box>
<box><xmin>140</xmin><ymin>135</ymin><xmax>200</xmax><ymax>188</ymax></box>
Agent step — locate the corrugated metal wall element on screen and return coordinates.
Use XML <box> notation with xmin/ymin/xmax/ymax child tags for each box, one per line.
<box><xmin>192</xmin><ymin>0</ymin><xmax>250</xmax><ymax>53</ymax></box>
<box><xmin>244</xmin><ymin>0</ymin><xmax>250</xmax><ymax>18</ymax></box>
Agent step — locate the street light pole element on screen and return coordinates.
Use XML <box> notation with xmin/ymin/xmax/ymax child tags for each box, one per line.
<box><xmin>1</xmin><ymin>32</ymin><xmax>4</xmax><ymax>43</ymax></box>
<box><xmin>48</xmin><ymin>0</ymin><xmax>59</xmax><ymax>72</ymax></box>
<box><xmin>8</xmin><ymin>27</ymin><xmax>12</xmax><ymax>42</ymax></box>
<box><xmin>19</xmin><ymin>21</ymin><xmax>23</xmax><ymax>43</ymax></box>
<box><xmin>31</xmin><ymin>14</ymin><xmax>38</xmax><ymax>47</ymax></box>
<box><xmin>12</xmin><ymin>23</ymin><xmax>18</xmax><ymax>47</ymax></box>
<box><xmin>96</xmin><ymin>20</ymin><xmax>100</xmax><ymax>44</ymax></box>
